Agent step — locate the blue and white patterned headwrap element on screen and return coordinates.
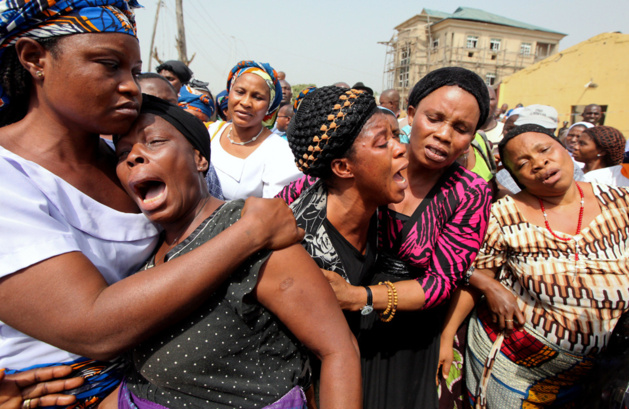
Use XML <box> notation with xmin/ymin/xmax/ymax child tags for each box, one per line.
<box><xmin>0</xmin><ymin>0</ymin><xmax>140</xmax><ymax>110</ymax></box>
<box><xmin>178</xmin><ymin>85</ymin><xmax>215</xmax><ymax>121</ymax></box>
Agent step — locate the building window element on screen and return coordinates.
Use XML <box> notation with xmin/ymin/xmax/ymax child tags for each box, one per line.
<box><xmin>490</xmin><ymin>39</ymin><xmax>501</xmax><ymax>51</ymax></box>
<box><xmin>520</xmin><ymin>43</ymin><xmax>532</xmax><ymax>55</ymax></box>
<box><xmin>400</xmin><ymin>44</ymin><xmax>411</xmax><ymax>66</ymax></box>
<box><xmin>536</xmin><ymin>42</ymin><xmax>554</xmax><ymax>58</ymax></box>
<box><xmin>485</xmin><ymin>73</ymin><xmax>496</xmax><ymax>86</ymax></box>
<box><xmin>398</xmin><ymin>44</ymin><xmax>411</xmax><ymax>88</ymax></box>
<box><xmin>398</xmin><ymin>66</ymin><xmax>409</xmax><ymax>88</ymax></box>
<box><xmin>466</xmin><ymin>36</ymin><xmax>478</xmax><ymax>49</ymax></box>
<box><xmin>432</xmin><ymin>38</ymin><xmax>439</xmax><ymax>49</ymax></box>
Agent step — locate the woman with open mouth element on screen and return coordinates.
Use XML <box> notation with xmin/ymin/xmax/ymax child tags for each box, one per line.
<box><xmin>114</xmin><ymin>94</ymin><xmax>361</xmax><ymax>409</ymax></box>
<box><xmin>275</xmin><ymin>86</ymin><xmax>407</xmax><ymax>404</ymax></box>
<box><xmin>442</xmin><ymin>123</ymin><xmax>629</xmax><ymax>408</ymax></box>
<box><xmin>278</xmin><ymin>86</ymin><xmax>408</xmax><ymax>325</ymax></box>
<box><xmin>311</xmin><ymin>68</ymin><xmax>493</xmax><ymax>408</ymax></box>
<box><xmin>208</xmin><ymin>60</ymin><xmax>303</xmax><ymax>200</ymax></box>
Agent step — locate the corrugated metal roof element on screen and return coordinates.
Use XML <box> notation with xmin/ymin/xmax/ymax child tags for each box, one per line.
<box><xmin>438</xmin><ymin>7</ymin><xmax>566</xmax><ymax>35</ymax></box>
<box><xmin>422</xmin><ymin>8</ymin><xmax>451</xmax><ymax>19</ymax></box>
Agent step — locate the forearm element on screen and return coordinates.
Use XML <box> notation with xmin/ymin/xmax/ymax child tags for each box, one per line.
<box><xmin>0</xmin><ymin>218</ymin><xmax>270</xmax><ymax>360</ymax></box>
<box><xmin>79</xmin><ymin>218</ymin><xmax>272</xmax><ymax>356</ymax></box>
<box><xmin>340</xmin><ymin>280</ymin><xmax>425</xmax><ymax>312</ymax></box>
<box><xmin>469</xmin><ymin>267</ymin><xmax>504</xmax><ymax>300</ymax></box>
<box><xmin>318</xmin><ymin>349</ymin><xmax>361</xmax><ymax>409</ymax></box>
<box><xmin>441</xmin><ymin>287</ymin><xmax>480</xmax><ymax>339</ymax></box>
<box><xmin>256</xmin><ymin>246</ymin><xmax>361</xmax><ymax>409</ymax></box>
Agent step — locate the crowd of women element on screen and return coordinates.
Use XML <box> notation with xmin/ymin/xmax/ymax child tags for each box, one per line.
<box><xmin>0</xmin><ymin>1</ymin><xmax>627</xmax><ymax>409</ymax></box>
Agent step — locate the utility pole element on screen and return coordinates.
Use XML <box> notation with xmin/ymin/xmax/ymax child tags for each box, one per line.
<box><xmin>148</xmin><ymin>0</ymin><xmax>162</xmax><ymax>71</ymax></box>
<box><xmin>175</xmin><ymin>0</ymin><xmax>188</xmax><ymax>65</ymax></box>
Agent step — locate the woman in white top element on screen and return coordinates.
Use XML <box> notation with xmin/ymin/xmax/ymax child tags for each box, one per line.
<box><xmin>0</xmin><ymin>2</ymin><xmax>302</xmax><ymax>407</ymax></box>
<box><xmin>209</xmin><ymin>60</ymin><xmax>302</xmax><ymax>200</ymax></box>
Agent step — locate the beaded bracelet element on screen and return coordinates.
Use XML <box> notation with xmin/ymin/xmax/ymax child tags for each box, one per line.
<box><xmin>379</xmin><ymin>281</ymin><xmax>393</xmax><ymax>316</ymax></box>
<box><xmin>378</xmin><ymin>281</ymin><xmax>398</xmax><ymax>323</ymax></box>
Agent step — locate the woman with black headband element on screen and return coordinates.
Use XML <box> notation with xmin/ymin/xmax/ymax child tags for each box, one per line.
<box><xmin>314</xmin><ymin>68</ymin><xmax>493</xmax><ymax>408</ymax></box>
<box><xmin>442</xmin><ymin>124</ymin><xmax>629</xmax><ymax>407</ymax></box>
<box><xmin>114</xmin><ymin>94</ymin><xmax>360</xmax><ymax>409</ymax></box>
<box><xmin>0</xmin><ymin>1</ymin><xmax>302</xmax><ymax>406</ymax></box>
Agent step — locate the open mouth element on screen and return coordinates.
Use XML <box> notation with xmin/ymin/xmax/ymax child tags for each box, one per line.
<box><xmin>133</xmin><ymin>179</ymin><xmax>167</xmax><ymax>207</ymax></box>
<box><xmin>540</xmin><ymin>169</ymin><xmax>560</xmax><ymax>184</ymax></box>
<box><xmin>425</xmin><ymin>145</ymin><xmax>448</xmax><ymax>162</ymax></box>
<box><xmin>393</xmin><ymin>170</ymin><xmax>407</xmax><ymax>186</ymax></box>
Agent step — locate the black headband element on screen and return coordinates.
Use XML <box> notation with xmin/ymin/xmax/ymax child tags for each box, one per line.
<box><xmin>115</xmin><ymin>94</ymin><xmax>211</xmax><ymax>164</ymax></box>
<box><xmin>156</xmin><ymin>60</ymin><xmax>193</xmax><ymax>84</ymax></box>
<box><xmin>407</xmin><ymin>67</ymin><xmax>490</xmax><ymax>131</ymax></box>
<box><xmin>498</xmin><ymin>124</ymin><xmax>559</xmax><ymax>189</ymax></box>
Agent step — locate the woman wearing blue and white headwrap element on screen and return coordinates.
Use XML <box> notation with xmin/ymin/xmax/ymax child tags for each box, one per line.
<box><xmin>208</xmin><ymin>60</ymin><xmax>303</xmax><ymax>200</ymax></box>
<box><xmin>0</xmin><ymin>2</ymin><xmax>303</xmax><ymax>407</ymax></box>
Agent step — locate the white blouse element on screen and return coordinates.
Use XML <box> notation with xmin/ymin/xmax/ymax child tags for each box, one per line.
<box><xmin>0</xmin><ymin>146</ymin><xmax>159</xmax><ymax>369</ymax></box>
<box><xmin>209</xmin><ymin>122</ymin><xmax>303</xmax><ymax>200</ymax></box>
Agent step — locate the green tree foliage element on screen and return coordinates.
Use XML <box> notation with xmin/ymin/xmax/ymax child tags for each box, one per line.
<box><xmin>291</xmin><ymin>84</ymin><xmax>317</xmax><ymax>100</ymax></box>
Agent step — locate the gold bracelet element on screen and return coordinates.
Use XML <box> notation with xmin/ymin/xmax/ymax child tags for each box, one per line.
<box><xmin>379</xmin><ymin>281</ymin><xmax>398</xmax><ymax>322</ymax></box>
<box><xmin>386</xmin><ymin>281</ymin><xmax>399</xmax><ymax>322</ymax></box>
<box><xmin>378</xmin><ymin>281</ymin><xmax>393</xmax><ymax>316</ymax></box>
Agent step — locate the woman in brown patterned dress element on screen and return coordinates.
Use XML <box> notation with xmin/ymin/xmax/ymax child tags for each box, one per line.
<box><xmin>441</xmin><ymin>123</ymin><xmax>629</xmax><ymax>408</ymax></box>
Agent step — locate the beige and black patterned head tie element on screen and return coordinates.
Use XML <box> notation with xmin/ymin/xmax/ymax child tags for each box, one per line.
<box><xmin>287</xmin><ymin>86</ymin><xmax>377</xmax><ymax>179</ymax></box>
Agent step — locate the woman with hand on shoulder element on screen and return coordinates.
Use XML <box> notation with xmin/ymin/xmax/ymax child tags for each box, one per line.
<box><xmin>209</xmin><ymin>61</ymin><xmax>302</xmax><ymax>199</ymax></box>
<box><xmin>443</xmin><ymin>124</ymin><xmax>629</xmax><ymax>408</ymax></box>
<box><xmin>115</xmin><ymin>95</ymin><xmax>360</xmax><ymax>409</ymax></box>
<box><xmin>277</xmin><ymin>86</ymin><xmax>408</xmax><ymax>335</ymax></box>
<box><xmin>320</xmin><ymin>68</ymin><xmax>493</xmax><ymax>409</ymax></box>
<box><xmin>0</xmin><ymin>2</ymin><xmax>302</xmax><ymax>406</ymax></box>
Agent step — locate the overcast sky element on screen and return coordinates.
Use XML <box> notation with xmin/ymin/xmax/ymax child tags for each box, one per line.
<box><xmin>134</xmin><ymin>0</ymin><xmax>629</xmax><ymax>95</ymax></box>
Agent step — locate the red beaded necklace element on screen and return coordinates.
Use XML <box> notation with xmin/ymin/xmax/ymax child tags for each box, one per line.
<box><xmin>538</xmin><ymin>183</ymin><xmax>585</xmax><ymax>262</ymax></box>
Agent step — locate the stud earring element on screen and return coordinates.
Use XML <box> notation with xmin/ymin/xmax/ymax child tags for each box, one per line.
<box><xmin>35</xmin><ymin>71</ymin><xmax>43</xmax><ymax>78</ymax></box>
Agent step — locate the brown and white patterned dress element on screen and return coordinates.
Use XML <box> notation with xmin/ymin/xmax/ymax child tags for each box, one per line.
<box><xmin>466</xmin><ymin>183</ymin><xmax>629</xmax><ymax>408</ymax></box>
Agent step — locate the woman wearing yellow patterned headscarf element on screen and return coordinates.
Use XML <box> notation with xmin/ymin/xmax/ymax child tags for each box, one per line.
<box><xmin>208</xmin><ymin>60</ymin><xmax>302</xmax><ymax>200</ymax></box>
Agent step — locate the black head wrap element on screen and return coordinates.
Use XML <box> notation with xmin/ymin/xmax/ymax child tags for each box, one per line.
<box><xmin>498</xmin><ymin>123</ymin><xmax>560</xmax><ymax>189</ymax></box>
<box><xmin>286</xmin><ymin>86</ymin><xmax>378</xmax><ymax>179</ymax></box>
<box><xmin>407</xmin><ymin>67</ymin><xmax>490</xmax><ymax>130</ymax></box>
<box><xmin>156</xmin><ymin>60</ymin><xmax>193</xmax><ymax>85</ymax></box>
<box><xmin>115</xmin><ymin>94</ymin><xmax>211</xmax><ymax>166</ymax></box>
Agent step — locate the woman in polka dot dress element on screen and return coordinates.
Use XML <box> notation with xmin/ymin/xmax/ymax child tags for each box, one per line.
<box><xmin>110</xmin><ymin>95</ymin><xmax>361</xmax><ymax>409</ymax></box>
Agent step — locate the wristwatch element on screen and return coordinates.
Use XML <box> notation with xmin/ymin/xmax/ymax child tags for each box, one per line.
<box><xmin>360</xmin><ymin>286</ymin><xmax>374</xmax><ymax>315</ymax></box>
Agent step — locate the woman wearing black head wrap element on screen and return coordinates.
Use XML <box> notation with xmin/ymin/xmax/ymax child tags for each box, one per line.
<box><xmin>319</xmin><ymin>68</ymin><xmax>493</xmax><ymax>409</ymax></box>
<box><xmin>440</xmin><ymin>123</ymin><xmax>629</xmax><ymax>407</ymax></box>
<box><xmin>114</xmin><ymin>94</ymin><xmax>361</xmax><ymax>409</ymax></box>
<box><xmin>156</xmin><ymin>60</ymin><xmax>193</xmax><ymax>93</ymax></box>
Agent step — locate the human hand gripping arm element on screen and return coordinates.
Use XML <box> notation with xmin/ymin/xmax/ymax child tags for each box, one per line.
<box><xmin>0</xmin><ymin>197</ymin><xmax>304</xmax><ymax>360</ymax></box>
<box><xmin>321</xmin><ymin>269</ymin><xmax>425</xmax><ymax>311</ymax></box>
<box><xmin>470</xmin><ymin>268</ymin><xmax>524</xmax><ymax>333</ymax></box>
<box><xmin>0</xmin><ymin>367</ymin><xmax>84</xmax><ymax>409</ymax></box>
<box><xmin>256</xmin><ymin>246</ymin><xmax>361</xmax><ymax>409</ymax></box>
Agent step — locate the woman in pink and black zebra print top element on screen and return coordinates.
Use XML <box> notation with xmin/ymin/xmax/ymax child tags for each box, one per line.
<box><xmin>322</xmin><ymin>68</ymin><xmax>493</xmax><ymax>409</ymax></box>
